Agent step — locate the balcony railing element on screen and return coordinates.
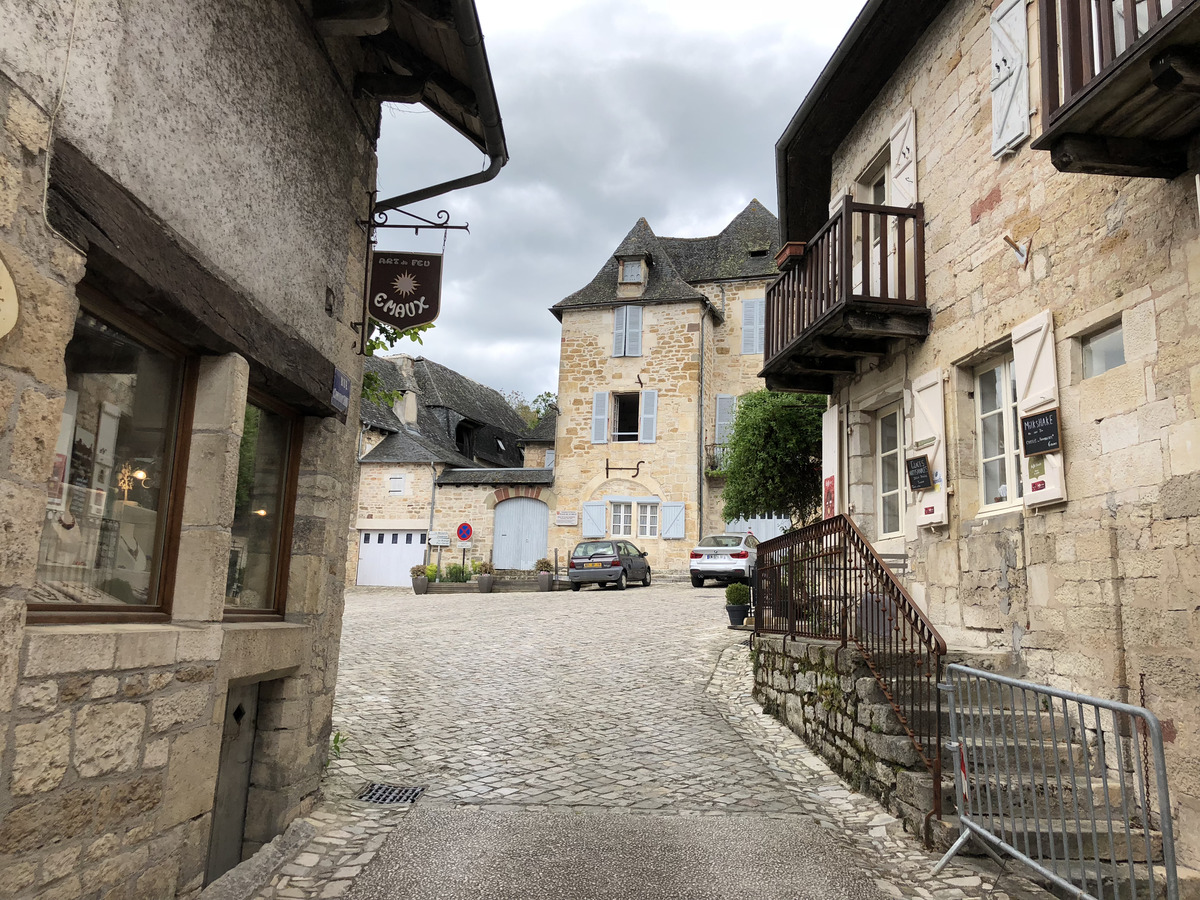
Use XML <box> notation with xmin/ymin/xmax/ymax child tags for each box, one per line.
<box><xmin>1034</xmin><ymin>0</ymin><xmax>1200</xmax><ymax>176</ymax></box>
<box><xmin>761</xmin><ymin>199</ymin><xmax>928</xmax><ymax>393</ymax></box>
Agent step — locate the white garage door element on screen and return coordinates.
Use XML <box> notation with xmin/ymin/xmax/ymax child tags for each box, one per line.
<box><xmin>493</xmin><ymin>498</ymin><xmax>549</xmax><ymax>570</ymax></box>
<box><xmin>356</xmin><ymin>530</ymin><xmax>427</xmax><ymax>587</ymax></box>
<box><xmin>725</xmin><ymin>513</ymin><xmax>790</xmax><ymax>542</ymax></box>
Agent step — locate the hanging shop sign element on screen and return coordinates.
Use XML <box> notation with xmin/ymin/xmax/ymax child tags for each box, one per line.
<box><xmin>0</xmin><ymin>251</ymin><xmax>18</xmax><ymax>341</ymax></box>
<box><xmin>367</xmin><ymin>251</ymin><xmax>442</xmax><ymax>330</ymax></box>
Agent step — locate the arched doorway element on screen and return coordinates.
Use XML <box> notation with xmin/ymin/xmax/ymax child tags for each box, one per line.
<box><xmin>493</xmin><ymin>497</ymin><xmax>549</xmax><ymax>570</ymax></box>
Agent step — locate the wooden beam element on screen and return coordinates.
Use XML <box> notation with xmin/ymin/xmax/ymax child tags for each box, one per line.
<box><xmin>312</xmin><ymin>0</ymin><xmax>390</xmax><ymax>35</ymax></box>
<box><xmin>354</xmin><ymin>72</ymin><xmax>426</xmax><ymax>102</ymax></box>
<box><xmin>396</xmin><ymin>0</ymin><xmax>456</xmax><ymax>29</ymax></box>
<box><xmin>1151</xmin><ymin>48</ymin><xmax>1200</xmax><ymax>94</ymax></box>
<box><xmin>48</xmin><ymin>141</ymin><xmax>338</xmax><ymax>416</ymax></box>
<box><xmin>811</xmin><ymin>335</ymin><xmax>890</xmax><ymax>357</ymax></box>
<box><xmin>1049</xmin><ymin>133</ymin><xmax>1187</xmax><ymax>178</ymax></box>
<box><xmin>843</xmin><ymin>310</ymin><xmax>931</xmax><ymax>339</ymax></box>
<box><xmin>779</xmin><ymin>356</ymin><xmax>858</xmax><ymax>376</ymax></box>
<box><xmin>764</xmin><ymin>372</ymin><xmax>834</xmax><ymax>395</ymax></box>
<box><xmin>366</xmin><ymin>31</ymin><xmax>477</xmax><ymax>114</ymax></box>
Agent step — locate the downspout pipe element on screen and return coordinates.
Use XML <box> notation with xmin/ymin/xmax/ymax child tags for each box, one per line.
<box><xmin>426</xmin><ymin>461</ymin><xmax>438</xmax><ymax>565</ymax></box>
<box><xmin>374</xmin><ymin>0</ymin><xmax>508</xmax><ymax>215</ymax></box>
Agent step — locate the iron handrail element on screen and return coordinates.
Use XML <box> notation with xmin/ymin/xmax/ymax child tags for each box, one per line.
<box><xmin>754</xmin><ymin>514</ymin><xmax>946</xmax><ymax>814</ymax></box>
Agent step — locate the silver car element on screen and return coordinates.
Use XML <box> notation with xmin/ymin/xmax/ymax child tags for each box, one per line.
<box><xmin>568</xmin><ymin>540</ymin><xmax>652</xmax><ymax>590</ymax></box>
<box><xmin>689</xmin><ymin>533</ymin><xmax>758</xmax><ymax>587</ymax></box>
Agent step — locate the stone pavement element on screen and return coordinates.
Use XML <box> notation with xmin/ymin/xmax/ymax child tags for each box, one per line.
<box><xmin>242</xmin><ymin>583</ymin><xmax>1049</xmax><ymax>900</ymax></box>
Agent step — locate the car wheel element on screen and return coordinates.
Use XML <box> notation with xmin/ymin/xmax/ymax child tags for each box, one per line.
<box><xmin>690</xmin><ymin>574</ymin><xmax>704</xmax><ymax>588</ymax></box>
<box><xmin>615</xmin><ymin>571</ymin><xmax>626</xmax><ymax>591</ymax></box>
<box><xmin>571</xmin><ymin>581</ymin><xmax>581</xmax><ymax>591</ymax></box>
<box><xmin>642</xmin><ymin>567</ymin><xmax>651</xmax><ymax>587</ymax></box>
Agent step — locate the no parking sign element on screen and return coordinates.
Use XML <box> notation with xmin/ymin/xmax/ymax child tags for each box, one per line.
<box><xmin>457</xmin><ymin>522</ymin><xmax>473</xmax><ymax>542</ymax></box>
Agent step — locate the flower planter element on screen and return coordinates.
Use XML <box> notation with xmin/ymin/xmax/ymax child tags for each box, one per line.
<box><xmin>726</xmin><ymin>603</ymin><xmax>750</xmax><ymax>627</ymax></box>
<box><xmin>537</xmin><ymin>571</ymin><xmax>553</xmax><ymax>592</ymax></box>
<box><xmin>478</xmin><ymin>574</ymin><xmax>495</xmax><ymax>594</ymax></box>
<box><xmin>412</xmin><ymin>576</ymin><xmax>429</xmax><ymax>595</ymax></box>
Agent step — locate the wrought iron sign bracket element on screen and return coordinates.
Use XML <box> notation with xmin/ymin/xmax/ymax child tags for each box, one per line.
<box><xmin>605</xmin><ymin>460</ymin><xmax>646</xmax><ymax>479</ymax></box>
<box><xmin>353</xmin><ymin>191</ymin><xmax>469</xmax><ymax>355</ymax></box>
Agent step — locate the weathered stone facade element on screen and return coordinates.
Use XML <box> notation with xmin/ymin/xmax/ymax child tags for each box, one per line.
<box><xmin>773</xmin><ymin>0</ymin><xmax>1200</xmax><ymax>864</ymax></box>
<box><xmin>1</xmin><ymin>1</ymin><xmax>503</xmax><ymax>894</ymax></box>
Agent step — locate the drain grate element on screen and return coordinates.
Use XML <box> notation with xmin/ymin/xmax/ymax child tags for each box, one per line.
<box><xmin>355</xmin><ymin>783</ymin><xmax>425</xmax><ymax>804</ymax></box>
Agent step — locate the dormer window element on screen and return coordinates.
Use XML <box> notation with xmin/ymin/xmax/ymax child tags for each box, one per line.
<box><xmin>619</xmin><ymin>259</ymin><xmax>644</xmax><ymax>284</ymax></box>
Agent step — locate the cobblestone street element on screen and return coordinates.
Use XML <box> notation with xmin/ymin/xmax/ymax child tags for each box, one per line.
<box><xmin>248</xmin><ymin>583</ymin><xmax>1044</xmax><ymax>900</ymax></box>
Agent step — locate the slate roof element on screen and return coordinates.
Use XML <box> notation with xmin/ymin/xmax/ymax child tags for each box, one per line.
<box><xmin>412</xmin><ymin>357</ymin><xmax>530</xmax><ymax>435</ymax></box>
<box><xmin>360</xmin><ymin>429</ymin><xmax>478</xmax><ymax>467</ymax></box>
<box><xmin>436</xmin><ymin>468</ymin><xmax>555</xmax><ymax>486</ymax></box>
<box><xmin>360</xmin><ymin>355</ymin><xmax>418</xmax><ymax>433</ymax></box>
<box><xmin>551</xmin><ymin>200</ymin><xmax>781</xmax><ymax>318</ymax></box>
<box><xmin>523</xmin><ymin>411</ymin><xmax>557</xmax><ymax>443</ymax></box>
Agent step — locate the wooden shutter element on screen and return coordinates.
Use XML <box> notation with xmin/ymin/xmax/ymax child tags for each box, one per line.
<box><xmin>741</xmin><ymin>299</ymin><xmax>764</xmax><ymax>354</ymax></box>
<box><xmin>661</xmin><ymin>502</ymin><xmax>686</xmax><ymax>539</ymax></box>
<box><xmin>612</xmin><ymin>306</ymin><xmax>627</xmax><ymax>356</ymax></box>
<box><xmin>889</xmin><ymin>110</ymin><xmax>917</xmax><ymax>208</ymax></box>
<box><xmin>591</xmin><ymin>392</ymin><xmax>609</xmax><ymax>444</ymax></box>
<box><xmin>990</xmin><ymin>0</ymin><xmax>1030</xmax><ymax>157</ymax></box>
<box><xmin>829</xmin><ymin>184</ymin><xmax>852</xmax><ymax>217</ymax></box>
<box><xmin>624</xmin><ymin>305</ymin><xmax>642</xmax><ymax>357</ymax></box>
<box><xmin>908</xmin><ymin>370</ymin><xmax>948</xmax><ymax>527</ymax></box>
<box><xmin>581</xmin><ymin>501</ymin><xmax>607</xmax><ymax>537</ymax></box>
<box><xmin>1012</xmin><ymin>310</ymin><xmax>1066</xmax><ymax>507</ymax></box>
<box><xmin>715</xmin><ymin>394</ymin><xmax>735</xmax><ymax>446</ymax></box>
<box><xmin>821</xmin><ymin>404</ymin><xmax>840</xmax><ymax>519</ymax></box>
<box><xmin>639</xmin><ymin>389</ymin><xmax>658</xmax><ymax>443</ymax></box>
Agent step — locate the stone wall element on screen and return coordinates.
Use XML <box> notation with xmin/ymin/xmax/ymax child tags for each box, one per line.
<box><xmin>815</xmin><ymin>0</ymin><xmax>1200</xmax><ymax>861</ymax></box>
<box><xmin>0</xmin><ymin>1</ymin><xmax>372</xmax><ymax>893</ymax></box>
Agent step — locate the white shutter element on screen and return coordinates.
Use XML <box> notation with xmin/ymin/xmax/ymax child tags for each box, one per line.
<box><xmin>715</xmin><ymin>394</ymin><xmax>735</xmax><ymax>446</ymax></box>
<box><xmin>624</xmin><ymin>305</ymin><xmax>642</xmax><ymax>357</ymax></box>
<box><xmin>908</xmin><ymin>370</ymin><xmax>948</xmax><ymax>527</ymax></box>
<box><xmin>889</xmin><ymin>110</ymin><xmax>917</xmax><ymax>208</ymax></box>
<box><xmin>591</xmin><ymin>392</ymin><xmax>609</xmax><ymax>444</ymax></box>
<box><xmin>829</xmin><ymin>184</ymin><xmax>852</xmax><ymax>217</ymax></box>
<box><xmin>639</xmin><ymin>389</ymin><xmax>658</xmax><ymax>443</ymax></box>
<box><xmin>1012</xmin><ymin>310</ymin><xmax>1066</xmax><ymax>507</ymax></box>
<box><xmin>741</xmin><ymin>299</ymin><xmax>764</xmax><ymax>354</ymax></box>
<box><xmin>661</xmin><ymin>502</ymin><xmax>686</xmax><ymax>539</ymax></box>
<box><xmin>821</xmin><ymin>404</ymin><xmax>841</xmax><ymax>519</ymax></box>
<box><xmin>582</xmin><ymin>501</ymin><xmax>607</xmax><ymax>537</ymax></box>
<box><xmin>990</xmin><ymin>0</ymin><xmax>1030</xmax><ymax>157</ymax></box>
<box><xmin>613</xmin><ymin>306</ymin><xmax>627</xmax><ymax>356</ymax></box>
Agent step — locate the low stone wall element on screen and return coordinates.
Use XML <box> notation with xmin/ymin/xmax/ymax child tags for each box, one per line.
<box><xmin>752</xmin><ymin>634</ymin><xmax>948</xmax><ymax>832</ymax></box>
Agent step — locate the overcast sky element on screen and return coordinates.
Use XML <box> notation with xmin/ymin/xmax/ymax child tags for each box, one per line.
<box><xmin>372</xmin><ymin>0</ymin><xmax>867</xmax><ymax>402</ymax></box>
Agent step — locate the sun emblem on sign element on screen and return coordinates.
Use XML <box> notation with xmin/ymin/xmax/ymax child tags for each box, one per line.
<box><xmin>391</xmin><ymin>270</ymin><xmax>419</xmax><ymax>296</ymax></box>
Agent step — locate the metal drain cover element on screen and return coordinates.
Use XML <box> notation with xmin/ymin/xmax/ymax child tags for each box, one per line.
<box><xmin>356</xmin><ymin>783</ymin><xmax>425</xmax><ymax>804</ymax></box>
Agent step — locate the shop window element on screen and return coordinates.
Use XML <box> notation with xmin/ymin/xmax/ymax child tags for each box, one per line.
<box><xmin>225</xmin><ymin>396</ymin><xmax>300</xmax><ymax>616</ymax></box>
<box><xmin>876</xmin><ymin>403</ymin><xmax>904</xmax><ymax>537</ymax></box>
<box><xmin>32</xmin><ymin>302</ymin><xmax>190</xmax><ymax>619</ymax></box>
<box><xmin>1082</xmin><ymin>323</ymin><xmax>1125</xmax><ymax>378</ymax></box>
<box><xmin>611</xmin><ymin>502</ymin><xmax>633</xmax><ymax>536</ymax></box>
<box><xmin>976</xmin><ymin>356</ymin><xmax>1023</xmax><ymax>509</ymax></box>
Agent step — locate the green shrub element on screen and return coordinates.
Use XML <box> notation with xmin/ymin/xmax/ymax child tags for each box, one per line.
<box><xmin>725</xmin><ymin>582</ymin><xmax>751</xmax><ymax>606</ymax></box>
<box><xmin>444</xmin><ymin>563</ymin><xmax>471</xmax><ymax>583</ymax></box>
<box><xmin>425</xmin><ymin>563</ymin><xmax>438</xmax><ymax>581</ymax></box>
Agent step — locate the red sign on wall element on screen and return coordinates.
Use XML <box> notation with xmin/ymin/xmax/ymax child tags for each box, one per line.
<box><xmin>823</xmin><ymin>476</ymin><xmax>836</xmax><ymax>519</ymax></box>
<box><xmin>368</xmin><ymin>251</ymin><xmax>442</xmax><ymax>330</ymax></box>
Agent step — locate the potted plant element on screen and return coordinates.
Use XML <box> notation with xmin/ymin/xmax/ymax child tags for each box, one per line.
<box><xmin>411</xmin><ymin>564</ymin><xmax>429</xmax><ymax>595</ymax></box>
<box><xmin>534</xmin><ymin>557</ymin><xmax>554</xmax><ymax>592</ymax></box>
<box><xmin>477</xmin><ymin>560</ymin><xmax>495</xmax><ymax>594</ymax></box>
<box><xmin>725</xmin><ymin>582</ymin><xmax>751</xmax><ymax>627</ymax></box>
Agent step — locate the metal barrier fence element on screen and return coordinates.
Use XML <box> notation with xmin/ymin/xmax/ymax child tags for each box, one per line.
<box><xmin>935</xmin><ymin>665</ymin><xmax>1178</xmax><ymax>900</ymax></box>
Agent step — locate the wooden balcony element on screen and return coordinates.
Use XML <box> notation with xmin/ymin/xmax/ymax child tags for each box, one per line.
<box><xmin>760</xmin><ymin>200</ymin><xmax>929</xmax><ymax>394</ymax></box>
<box><xmin>1033</xmin><ymin>0</ymin><xmax>1200</xmax><ymax>177</ymax></box>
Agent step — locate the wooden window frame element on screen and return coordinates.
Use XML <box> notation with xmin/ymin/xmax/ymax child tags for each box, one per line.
<box><xmin>975</xmin><ymin>355</ymin><xmax>1023</xmax><ymax>513</ymax></box>
<box><xmin>223</xmin><ymin>389</ymin><xmax>303</xmax><ymax>622</ymax></box>
<box><xmin>27</xmin><ymin>286</ymin><xmax>197</xmax><ymax>625</ymax></box>
<box><xmin>875</xmin><ymin>402</ymin><xmax>905</xmax><ymax>538</ymax></box>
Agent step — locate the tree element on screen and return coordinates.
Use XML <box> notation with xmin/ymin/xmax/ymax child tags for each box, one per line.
<box><xmin>719</xmin><ymin>390</ymin><xmax>826</xmax><ymax>528</ymax></box>
<box><xmin>503</xmin><ymin>390</ymin><xmax>558</xmax><ymax>427</ymax></box>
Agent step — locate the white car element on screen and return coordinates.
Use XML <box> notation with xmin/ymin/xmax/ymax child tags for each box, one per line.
<box><xmin>689</xmin><ymin>533</ymin><xmax>758</xmax><ymax>587</ymax></box>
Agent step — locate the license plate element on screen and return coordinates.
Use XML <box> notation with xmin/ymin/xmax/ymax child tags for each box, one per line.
<box><xmin>584</xmin><ymin>562</ymin><xmax>603</xmax><ymax>568</ymax></box>
<box><xmin>705</xmin><ymin>554</ymin><xmax>720</xmax><ymax>560</ymax></box>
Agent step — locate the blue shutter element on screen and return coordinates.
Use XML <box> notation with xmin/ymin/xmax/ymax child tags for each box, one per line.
<box><xmin>613</xmin><ymin>306</ymin><xmax>626</xmax><ymax>356</ymax></box>
<box><xmin>639</xmin><ymin>390</ymin><xmax>657</xmax><ymax>443</ymax></box>
<box><xmin>581</xmin><ymin>502</ymin><xmax>607</xmax><ymax>537</ymax></box>
<box><xmin>591</xmin><ymin>392</ymin><xmax>609</xmax><ymax>444</ymax></box>
<box><xmin>661</xmin><ymin>502</ymin><xmax>685</xmax><ymax>539</ymax></box>
<box><xmin>742</xmin><ymin>299</ymin><xmax>764</xmax><ymax>354</ymax></box>
<box><xmin>625</xmin><ymin>305</ymin><xmax>642</xmax><ymax>357</ymax></box>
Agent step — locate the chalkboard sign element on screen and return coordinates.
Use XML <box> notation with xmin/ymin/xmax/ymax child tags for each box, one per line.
<box><xmin>905</xmin><ymin>455</ymin><xmax>933</xmax><ymax>491</ymax></box>
<box><xmin>1020</xmin><ymin>408</ymin><xmax>1061</xmax><ymax>457</ymax></box>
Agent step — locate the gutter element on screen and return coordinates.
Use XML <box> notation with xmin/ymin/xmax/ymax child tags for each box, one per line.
<box><xmin>374</xmin><ymin>0</ymin><xmax>508</xmax><ymax>215</ymax></box>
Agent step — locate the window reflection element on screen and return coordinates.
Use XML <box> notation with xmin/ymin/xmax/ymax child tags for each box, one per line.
<box><xmin>225</xmin><ymin>402</ymin><xmax>292</xmax><ymax>610</ymax></box>
<box><xmin>35</xmin><ymin>311</ymin><xmax>181</xmax><ymax>606</ymax></box>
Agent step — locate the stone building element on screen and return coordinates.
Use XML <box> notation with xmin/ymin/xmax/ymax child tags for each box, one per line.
<box><xmin>0</xmin><ymin>1</ymin><xmax>504</xmax><ymax>895</ymax></box>
<box><xmin>351</xmin><ymin>355</ymin><xmax>553</xmax><ymax>584</ymax></box>
<box><xmin>547</xmin><ymin>201</ymin><xmax>784</xmax><ymax>574</ymax></box>
<box><xmin>761</xmin><ymin>0</ymin><xmax>1200</xmax><ymax>865</ymax></box>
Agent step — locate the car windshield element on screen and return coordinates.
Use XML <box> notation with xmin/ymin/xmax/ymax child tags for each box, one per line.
<box><xmin>573</xmin><ymin>541</ymin><xmax>616</xmax><ymax>557</ymax></box>
<box><xmin>698</xmin><ymin>535</ymin><xmax>744</xmax><ymax>548</ymax></box>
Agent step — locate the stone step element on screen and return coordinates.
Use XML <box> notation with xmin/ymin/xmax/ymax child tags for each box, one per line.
<box><xmin>929</xmin><ymin>816</ymin><xmax>1166</xmax><ymax>867</ymax></box>
<box><xmin>1037</xmin><ymin>858</ymin><xmax>1198</xmax><ymax>900</ymax></box>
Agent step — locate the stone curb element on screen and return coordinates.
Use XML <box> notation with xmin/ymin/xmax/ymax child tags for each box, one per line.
<box><xmin>200</xmin><ymin>818</ymin><xmax>319</xmax><ymax>900</ymax></box>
